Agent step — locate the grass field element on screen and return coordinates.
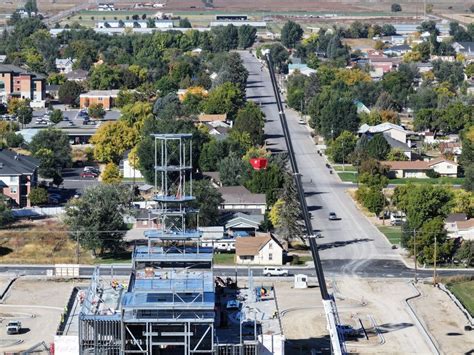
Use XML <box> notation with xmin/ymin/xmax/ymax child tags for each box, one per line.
<box><xmin>377</xmin><ymin>225</ymin><xmax>402</xmax><ymax>245</ymax></box>
<box><xmin>213</xmin><ymin>253</ymin><xmax>235</xmax><ymax>265</ymax></box>
<box><xmin>337</xmin><ymin>172</ymin><xmax>359</xmax><ymax>183</ymax></box>
<box><xmin>388</xmin><ymin>177</ymin><xmax>465</xmax><ymax>185</ymax></box>
<box><xmin>333</xmin><ymin>165</ymin><xmax>357</xmax><ymax>172</ymax></box>
<box><xmin>447</xmin><ymin>280</ymin><xmax>474</xmax><ymax>317</ymax></box>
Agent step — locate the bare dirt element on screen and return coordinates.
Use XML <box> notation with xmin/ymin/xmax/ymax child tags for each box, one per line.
<box><xmin>275</xmin><ymin>277</ymin><xmax>473</xmax><ymax>354</ymax></box>
<box><xmin>0</xmin><ymin>278</ymin><xmax>86</xmax><ymax>352</ymax></box>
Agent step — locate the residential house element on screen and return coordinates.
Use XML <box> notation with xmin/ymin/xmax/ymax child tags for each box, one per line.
<box><xmin>381</xmin><ymin>158</ymin><xmax>458</xmax><ymax>178</ymax></box>
<box><xmin>132</xmin><ymin>208</ymin><xmax>158</xmax><ymax>229</ymax></box>
<box><xmin>455</xmin><ymin>220</ymin><xmax>474</xmax><ymax>241</ymax></box>
<box><xmin>197</xmin><ymin>114</ymin><xmax>228</xmax><ymax>124</ymax></box>
<box><xmin>0</xmin><ymin>55</ymin><xmax>6</xmax><ymax>63</ymax></box>
<box><xmin>423</xmin><ymin>131</ymin><xmax>436</xmax><ymax>144</ymax></box>
<box><xmin>452</xmin><ymin>42</ymin><xmax>474</xmax><ymax>58</ymax></box>
<box><xmin>65</xmin><ymin>69</ymin><xmax>88</xmax><ymax>82</ymax></box>
<box><xmin>46</xmin><ymin>84</ymin><xmax>60</xmax><ymax>100</ymax></box>
<box><xmin>287</xmin><ymin>64</ymin><xmax>317</xmax><ymax>77</ymax></box>
<box><xmin>235</xmin><ymin>234</ymin><xmax>284</xmax><ymax>265</ymax></box>
<box><xmin>383</xmin><ymin>44</ymin><xmax>411</xmax><ymax>56</ymax></box>
<box><xmin>439</xmin><ymin>142</ymin><xmax>462</xmax><ymax>161</ymax></box>
<box><xmin>445</xmin><ymin>213</ymin><xmax>468</xmax><ymax>235</ymax></box>
<box><xmin>203</xmin><ymin>171</ymin><xmax>222</xmax><ymax>188</ymax></box>
<box><xmin>218</xmin><ymin>186</ymin><xmax>266</xmax><ymax>214</ymax></box>
<box><xmin>366</xmin><ymin>52</ymin><xmax>401</xmax><ymax>73</ymax></box>
<box><xmin>55</xmin><ymin>58</ymin><xmax>75</xmax><ymax>74</ymax></box>
<box><xmin>358</xmin><ymin>123</ymin><xmax>416</xmax><ymax>146</ymax></box>
<box><xmin>0</xmin><ymin>150</ymin><xmax>39</xmax><ymax>207</ymax></box>
<box><xmin>79</xmin><ymin>90</ymin><xmax>120</xmax><ymax>110</ymax></box>
<box><xmin>0</xmin><ymin>64</ymin><xmax>46</xmax><ymax>106</ymax></box>
<box><xmin>382</xmin><ymin>133</ymin><xmax>413</xmax><ymax>160</ymax></box>
<box><xmin>223</xmin><ymin>212</ymin><xmax>264</xmax><ymax>237</ymax></box>
<box><xmin>120</xmin><ymin>149</ymin><xmax>143</xmax><ymax>179</ymax></box>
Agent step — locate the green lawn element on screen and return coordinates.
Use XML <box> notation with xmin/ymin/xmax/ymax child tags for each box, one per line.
<box><xmin>377</xmin><ymin>226</ymin><xmax>402</xmax><ymax>245</ymax></box>
<box><xmin>333</xmin><ymin>165</ymin><xmax>357</xmax><ymax>172</ymax></box>
<box><xmin>337</xmin><ymin>172</ymin><xmax>359</xmax><ymax>183</ymax></box>
<box><xmin>388</xmin><ymin>177</ymin><xmax>465</xmax><ymax>185</ymax></box>
<box><xmin>447</xmin><ymin>280</ymin><xmax>474</xmax><ymax>317</ymax></box>
<box><xmin>213</xmin><ymin>253</ymin><xmax>235</xmax><ymax>265</ymax></box>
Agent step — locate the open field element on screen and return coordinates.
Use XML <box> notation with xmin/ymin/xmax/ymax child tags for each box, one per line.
<box><xmin>447</xmin><ymin>280</ymin><xmax>474</xmax><ymax>317</ymax></box>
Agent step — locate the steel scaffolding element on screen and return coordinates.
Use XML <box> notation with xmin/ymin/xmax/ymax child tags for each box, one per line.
<box><xmin>79</xmin><ymin>134</ymin><xmax>215</xmax><ymax>354</ymax></box>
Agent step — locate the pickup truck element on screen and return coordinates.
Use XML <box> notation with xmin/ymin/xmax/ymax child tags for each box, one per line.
<box><xmin>263</xmin><ymin>267</ymin><xmax>289</xmax><ymax>277</ymax></box>
<box><xmin>6</xmin><ymin>320</ymin><xmax>21</xmax><ymax>334</ymax></box>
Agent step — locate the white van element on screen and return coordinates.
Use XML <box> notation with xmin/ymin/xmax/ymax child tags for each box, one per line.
<box><xmin>263</xmin><ymin>267</ymin><xmax>289</xmax><ymax>277</ymax></box>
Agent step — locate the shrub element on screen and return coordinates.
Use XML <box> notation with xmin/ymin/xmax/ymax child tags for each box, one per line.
<box><xmin>426</xmin><ymin>169</ymin><xmax>440</xmax><ymax>178</ymax></box>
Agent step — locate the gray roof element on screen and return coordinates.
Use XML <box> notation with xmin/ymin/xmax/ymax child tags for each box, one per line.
<box><xmin>0</xmin><ymin>64</ymin><xmax>45</xmax><ymax>79</ymax></box>
<box><xmin>445</xmin><ymin>213</ymin><xmax>467</xmax><ymax>223</ymax></box>
<box><xmin>218</xmin><ymin>186</ymin><xmax>266</xmax><ymax>205</ymax></box>
<box><xmin>65</xmin><ymin>69</ymin><xmax>88</xmax><ymax>80</ymax></box>
<box><xmin>383</xmin><ymin>132</ymin><xmax>411</xmax><ymax>151</ymax></box>
<box><xmin>0</xmin><ymin>149</ymin><xmax>39</xmax><ymax>176</ymax></box>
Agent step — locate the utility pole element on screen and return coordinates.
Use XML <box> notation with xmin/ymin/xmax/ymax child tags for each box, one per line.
<box><xmin>413</xmin><ymin>229</ymin><xmax>417</xmax><ymax>283</ymax></box>
<box><xmin>433</xmin><ymin>233</ymin><xmax>437</xmax><ymax>286</ymax></box>
<box><xmin>76</xmin><ymin>231</ymin><xmax>80</xmax><ymax>265</ymax></box>
<box><xmin>342</xmin><ymin>141</ymin><xmax>345</xmax><ymax>172</ymax></box>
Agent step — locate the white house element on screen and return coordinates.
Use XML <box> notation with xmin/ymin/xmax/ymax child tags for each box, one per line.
<box><xmin>235</xmin><ymin>234</ymin><xmax>284</xmax><ymax>265</ymax></box>
<box><xmin>381</xmin><ymin>158</ymin><xmax>458</xmax><ymax>178</ymax></box>
<box><xmin>120</xmin><ymin>150</ymin><xmax>143</xmax><ymax>179</ymax></box>
<box><xmin>445</xmin><ymin>213</ymin><xmax>468</xmax><ymax>235</ymax></box>
<box><xmin>218</xmin><ymin>186</ymin><xmax>266</xmax><ymax>214</ymax></box>
<box><xmin>55</xmin><ymin>58</ymin><xmax>75</xmax><ymax>74</ymax></box>
<box><xmin>428</xmin><ymin>158</ymin><xmax>458</xmax><ymax>177</ymax></box>
<box><xmin>455</xmin><ymin>220</ymin><xmax>474</xmax><ymax>240</ymax></box>
<box><xmin>358</xmin><ymin>122</ymin><xmax>415</xmax><ymax>145</ymax></box>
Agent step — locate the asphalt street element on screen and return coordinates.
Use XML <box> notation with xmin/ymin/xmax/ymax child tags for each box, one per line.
<box><xmin>239</xmin><ymin>51</ymin><xmax>454</xmax><ymax>277</ymax></box>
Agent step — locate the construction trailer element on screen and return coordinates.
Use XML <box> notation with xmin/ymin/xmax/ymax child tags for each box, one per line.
<box><xmin>79</xmin><ymin>134</ymin><xmax>215</xmax><ymax>354</ymax></box>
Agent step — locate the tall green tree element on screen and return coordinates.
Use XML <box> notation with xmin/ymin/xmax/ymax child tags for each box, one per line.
<box><xmin>281</xmin><ymin>21</ymin><xmax>303</xmax><ymax>49</ymax></box>
<box><xmin>277</xmin><ymin>173</ymin><xmax>305</xmax><ymax>243</ymax></box>
<box><xmin>238</xmin><ymin>25</ymin><xmax>257</xmax><ymax>49</ymax></box>
<box><xmin>201</xmin><ymin>82</ymin><xmax>245</xmax><ymax>121</ymax></box>
<box><xmin>30</xmin><ymin>128</ymin><xmax>72</xmax><ymax>178</ymax></box>
<box><xmin>65</xmin><ymin>185</ymin><xmax>130</xmax><ymax>256</ymax></box>
<box><xmin>328</xmin><ymin>130</ymin><xmax>357</xmax><ymax>164</ymax></box>
<box><xmin>367</xmin><ymin>134</ymin><xmax>391</xmax><ymax>160</ymax></box>
<box><xmin>58</xmin><ymin>81</ymin><xmax>83</xmax><ymax>106</ymax></box>
<box><xmin>192</xmin><ymin>179</ymin><xmax>223</xmax><ymax>226</ymax></box>
<box><xmin>233</xmin><ymin>101</ymin><xmax>265</xmax><ymax>146</ymax></box>
<box><xmin>218</xmin><ymin>152</ymin><xmax>246</xmax><ymax>186</ymax></box>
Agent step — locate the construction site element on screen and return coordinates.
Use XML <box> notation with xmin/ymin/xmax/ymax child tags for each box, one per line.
<box><xmin>53</xmin><ymin>133</ymin><xmax>284</xmax><ymax>354</ymax></box>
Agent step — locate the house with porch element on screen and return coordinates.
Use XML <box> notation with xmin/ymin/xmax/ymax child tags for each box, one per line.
<box><xmin>235</xmin><ymin>233</ymin><xmax>284</xmax><ymax>265</ymax></box>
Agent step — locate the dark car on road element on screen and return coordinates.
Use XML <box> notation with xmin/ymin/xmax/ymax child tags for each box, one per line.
<box><xmin>328</xmin><ymin>212</ymin><xmax>338</xmax><ymax>220</ymax></box>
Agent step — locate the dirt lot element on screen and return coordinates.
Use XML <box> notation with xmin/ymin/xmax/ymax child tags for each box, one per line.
<box><xmin>412</xmin><ymin>283</ymin><xmax>474</xmax><ymax>355</ymax></box>
<box><xmin>0</xmin><ymin>278</ymin><xmax>85</xmax><ymax>352</ymax></box>
<box><xmin>275</xmin><ymin>277</ymin><xmax>473</xmax><ymax>354</ymax></box>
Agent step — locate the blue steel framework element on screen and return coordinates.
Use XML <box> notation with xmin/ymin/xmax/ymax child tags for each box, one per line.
<box><xmin>79</xmin><ymin>134</ymin><xmax>215</xmax><ymax>354</ymax></box>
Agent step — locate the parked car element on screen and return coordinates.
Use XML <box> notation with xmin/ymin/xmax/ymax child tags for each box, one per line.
<box><xmin>6</xmin><ymin>320</ymin><xmax>21</xmax><ymax>335</ymax></box>
<box><xmin>298</xmin><ymin>118</ymin><xmax>305</xmax><ymax>124</ymax></box>
<box><xmin>80</xmin><ymin>171</ymin><xmax>98</xmax><ymax>179</ymax></box>
<box><xmin>390</xmin><ymin>212</ymin><xmax>406</xmax><ymax>226</ymax></box>
<box><xmin>328</xmin><ymin>212</ymin><xmax>338</xmax><ymax>220</ymax></box>
<box><xmin>84</xmin><ymin>166</ymin><xmax>100</xmax><ymax>175</ymax></box>
<box><xmin>263</xmin><ymin>267</ymin><xmax>289</xmax><ymax>277</ymax></box>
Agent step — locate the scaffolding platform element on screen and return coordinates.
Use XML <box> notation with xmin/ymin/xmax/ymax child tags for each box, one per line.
<box><xmin>143</xmin><ymin>230</ymin><xmax>202</xmax><ymax>240</ymax></box>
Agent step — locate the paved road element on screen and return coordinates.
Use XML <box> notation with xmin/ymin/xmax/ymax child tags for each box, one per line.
<box><xmin>0</xmin><ymin>262</ymin><xmax>471</xmax><ymax>279</ymax></box>
<box><xmin>240</xmin><ymin>51</ymin><xmax>408</xmax><ymax>276</ymax></box>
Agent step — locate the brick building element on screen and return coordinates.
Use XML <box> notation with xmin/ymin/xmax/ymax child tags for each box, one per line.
<box><xmin>79</xmin><ymin>90</ymin><xmax>120</xmax><ymax>110</ymax></box>
<box><xmin>0</xmin><ymin>64</ymin><xmax>46</xmax><ymax>106</ymax></box>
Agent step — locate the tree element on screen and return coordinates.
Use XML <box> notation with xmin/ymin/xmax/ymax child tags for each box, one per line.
<box><xmin>179</xmin><ymin>18</ymin><xmax>192</xmax><ymax>28</ymax></box>
<box><xmin>238</xmin><ymin>25</ymin><xmax>257</xmax><ymax>49</ymax></box>
<box><xmin>65</xmin><ymin>185</ymin><xmax>129</xmax><ymax>255</ymax></box>
<box><xmin>58</xmin><ymin>81</ymin><xmax>83</xmax><ymax>106</ymax></box>
<box><xmin>460</xmin><ymin>126</ymin><xmax>474</xmax><ymax>192</ymax></box>
<box><xmin>382</xmin><ymin>24</ymin><xmax>397</xmax><ymax>36</ymax></box>
<box><xmin>393</xmin><ymin>184</ymin><xmax>453</xmax><ymax>230</ymax></box>
<box><xmin>191</xmin><ymin>179</ymin><xmax>223</xmax><ymax>226</ymax></box>
<box><xmin>16</xmin><ymin>105</ymin><xmax>32</xmax><ymax>127</ymax></box>
<box><xmin>214</xmin><ymin>53</ymin><xmax>249</xmax><ymax>91</ymax></box>
<box><xmin>89</xmin><ymin>64</ymin><xmax>122</xmax><ymax>90</ymax></box>
<box><xmin>277</xmin><ymin>174</ymin><xmax>305</xmax><ymax>243</ymax></box>
<box><xmin>245</xmin><ymin>162</ymin><xmax>284</xmax><ymax>206</ymax></box>
<box><xmin>391</xmin><ymin>3</ymin><xmax>402</xmax><ymax>12</ymax></box>
<box><xmin>367</xmin><ymin>134</ymin><xmax>391</xmax><ymax>160</ymax></box>
<box><xmin>153</xmin><ymin>93</ymin><xmax>182</xmax><ymax>120</ymax></box>
<box><xmin>49</xmin><ymin>109</ymin><xmax>63</xmax><ymax>124</ymax></box>
<box><xmin>0</xmin><ymin>200</ymin><xmax>14</xmax><ymax>227</ymax></box>
<box><xmin>101</xmin><ymin>162</ymin><xmax>121</xmax><ymax>184</ymax></box>
<box><xmin>88</xmin><ymin>103</ymin><xmax>106</xmax><ymax>119</ymax></box>
<box><xmin>30</xmin><ymin>128</ymin><xmax>72</xmax><ymax>178</ymax></box>
<box><xmin>281</xmin><ymin>21</ymin><xmax>303</xmax><ymax>49</ymax></box>
<box><xmin>269</xmin><ymin>43</ymin><xmax>289</xmax><ymax>73</ymax></box>
<box><xmin>356</xmin><ymin>186</ymin><xmax>386</xmax><ymax>215</ymax></box>
<box><xmin>199</xmin><ymin>139</ymin><xmax>229</xmax><ymax>171</ymax></box>
<box><xmin>218</xmin><ymin>152</ymin><xmax>246</xmax><ymax>186</ymax></box>
<box><xmin>25</xmin><ymin>0</ymin><xmax>38</xmax><ymax>16</ymax></box>
<box><xmin>328</xmin><ymin>131</ymin><xmax>357</xmax><ymax>164</ymax></box>
<box><xmin>90</xmin><ymin>121</ymin><xmax>138</xmax><ymax>164</ymax></box>
<box><xmin>5</xmin><ymin>132</ymin><xmax>24</xmax><ymax>148</ymax></box>
<box><xmin>411</xmin><ymin>217</ymin><xmax>454</xmax><ymax>264</ymax></box>
<box><xmin>454</xmin><ymin>240</ymin><xmax>474</xmax><ymax>266</ymax></box>
<box><xmin>201</xmin><ymin>82</ymin><xmax>245</xmax><ymax>121</ymax></box>
<box><xmin>212</xmin><ymin>25</ymin><xmax>238</xmax><ymax>52</ymax></box>
<box><xmin>233</xmin><ymin>101</ymin><xmax>265</xmax><ymax>146</ymax></box>
<box><xmin>29</xmin><ymin>187</ymin><xmax>48</xmax><ymax>206</ymax></box>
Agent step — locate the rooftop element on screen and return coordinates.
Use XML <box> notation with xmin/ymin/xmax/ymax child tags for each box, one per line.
<box><xmin>80</xmin><ymin>90</ymin><xmax>120</xmax><ymax>97</ymax></box>
<box><xmin>0</xmin><ymin>149</ymin><xmax>39</xmax><ymax>176</ymax></box>
<box><xmin>236</xmin><ymin>235</ymin><xmax>273</xmax><ymax>256</ymax></box>
<box><xmin>218</xmin><ymin>186</ymin><xmax>266</xmax><ymax>205</ymax></box>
